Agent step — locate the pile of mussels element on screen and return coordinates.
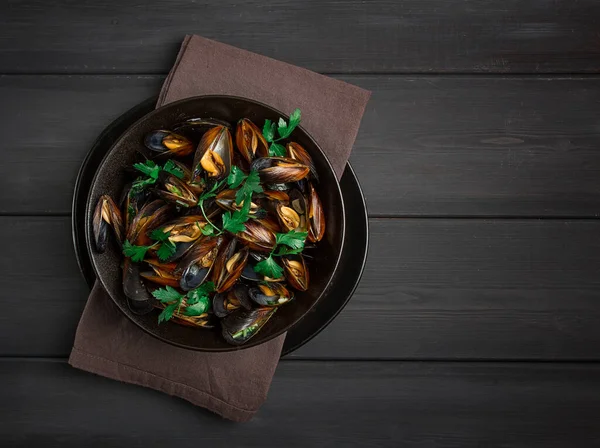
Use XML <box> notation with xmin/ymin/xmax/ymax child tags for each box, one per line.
<box><xmin>92</xmin><ymin>115</ymin><xmax>325</xmax><ymax>345</ymax></box>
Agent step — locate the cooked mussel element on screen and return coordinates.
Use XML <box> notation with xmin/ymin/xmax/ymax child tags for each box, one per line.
<box><xmin>159</xmin><ymin>215</ymin><xmax>206</xmax><ymax>261</ymax></box>
<box><xmin>140</xmin><ymin>259</ymin><xmax>180</xmax><ymax>287</ymax></box>
<box><xmin>307</xmin><ymin>182</ymin><xmax>325</xmax><ymax>242</ymax></box>
<box><xmin>235</xmin><ymin>220</ymin><xmax>276</xmax><ymax>252</ymax></box>
<box><xmin>211</xmin><ymin>239</ymin><xmax>249</xmax><ymax>293</ymax></box>
<box><xmin>215</xmin><ymin>189</ymin><xmax>266</xmax><ymax>218</ymax></box>
<box><xmin>155</xmin><ymin>172</ymin><xmax>198</xmax><ymax>208</ymax></box>
<box><xmin>93</xmin><ymin>195</ymin><xmax>124</xmax><ymax>253</ymax></box>
<box><xmin>172</xmin><ymin>312</ymin><xmax>216</xmax><ymax>328</ymax></box>
<box><xmin>127</xmin><ymin>199</ymin><xmax>171</xmax><ymax>246</ymax></box>
<box><xmin>192</xmin><ymin>125</ymin><xmax>233</xmax><ymax>183</ymax></box>
<box><xmin>173</xmin><ymin>117</ymin><xmax>231</xmax><ymax>139</ymax></box>
<box><xmin>235</xmin><ymin>118</ymin><xmax>269</xmax><ymax>164</ymax></box>
<box><xmin>248</xmin><ymin>283</ymin><xmax>294</xmax><ymax>307</ymax></box>
<box><xmin>123</xmin><ymin>258</ymin><xmax>155</xmax><ymax>314</ymax></box>
<box><xmin>281</xmin><ymin>254</ymin><xmax>309</xmax><ymax>291</ymax></box>
<box><xmin>221</xmin><ymin>307</ymin><xmax>277</xmax><ymax>345</ymax></box>
<box><xmin>212</xmin><ymin>289</ymin><xmax>244</xmax><ymax>318</ymax></box>
<box><xmin>144</xmin><ymin>130</ymin><xmax>194</xmax><ymax>157</ymax></box>
<box><xmin>287</xmin><ymin>142</ymin><xmax>318</xmax><ymax>180</ymax></box>
<box><xmin>251</xmin><ymin>157</ymin><xmax>310</xmax><ymax>184</ymax></box>
<box><xmin>276</xmin><ymin>189</ymin><xmax>308</xmax><ymax>233</ymax></box>
<box><xmin>121</xmin><ymin>184</ymin><xmax>150</xmax><ymax>234</ymax></box>
<box><xmin>176</xmin><ymin>236</ymin><xmax>222</xmax><ymax>291</ymax></box>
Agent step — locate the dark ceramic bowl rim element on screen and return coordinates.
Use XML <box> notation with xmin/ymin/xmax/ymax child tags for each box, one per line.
<box><xmin>84</xmin><ymin>94</ymin><xmax>346</xmax><ymax>351</ymax></box>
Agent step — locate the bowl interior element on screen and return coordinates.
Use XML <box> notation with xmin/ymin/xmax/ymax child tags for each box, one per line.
<box><xmin>85</xmin><ymin>95</ymin><xmax>345</xmax><ymax>351</ymax></box>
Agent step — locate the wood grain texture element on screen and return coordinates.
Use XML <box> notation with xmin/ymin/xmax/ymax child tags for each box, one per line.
<box><xmin>3</xmin><ymin>359</ymin><xmax>600</xmax><ymax>447</ymax></box>
<box><xmin>4</xmin><ymin>217</ymin><xmax>600</xmax><ymax>360</ymax></box>
<box><xmin>3</xmin><ymin>75</ymin><xmax>600</xmax><ymax>216</ymax></box>
<box><xmin>2</xmin><ymin>1</ymin><xmax>600</xmax><ymax>74</ymax></box>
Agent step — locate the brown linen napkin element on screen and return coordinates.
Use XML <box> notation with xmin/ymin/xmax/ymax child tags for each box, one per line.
<box><xmin>69</xmin><ymin>34</ymin><xmax>371</xmax><ymax>422</ymax></box>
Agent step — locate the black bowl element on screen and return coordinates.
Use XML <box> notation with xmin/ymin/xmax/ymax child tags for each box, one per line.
<box><xmin>85</xmin><ymin>95</ymin><xmax>346</xmax><ymax>351</ymax></box>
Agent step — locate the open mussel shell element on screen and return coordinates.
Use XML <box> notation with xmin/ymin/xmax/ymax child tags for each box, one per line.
<box><xmin>191</xmin><ymin>125</ymin><xmax>233</xmax><ymax>183</ymax></box>
<box><xmin>287</xmin><ymin>142</ymin><xmax>318</xmax><ymax>181</ymax></box>
<box><xmin>127</xmin><ymin>199</ymin><xmax>171</xmax><ymax>245</ymax></box>
<box><xmin>211</xmin><ymin>239</ymin><xmax>249</xmax><ymax>293</ymax></box>
<box><xmin>172</xmin><ymin>312</ymin><xmax>216</xmax><ymax>329</ymax></box>
<box><xmin>176</xmin><ymin>236</ymin><xmax>222</xmax><ymax>291</ymax></box>
<box><xmin>307</xmin><ymin>182</ymin><xmax>326</xmax><ymax>242</ymax></box>
<box><xmin>123</xmin><ymin>258</ymin><xmax>155</xmax><ymax>315</ymax></box>
<box><xmin>144</xmin><ymin>130</ymin><xmax>194</xmax><ymax>157</ymax></box>
<box><xmin>215</xmin><ymin>189</ymin><xmax>266</xmax><ymax>219</ymax></box>
<box><xmin>140</xmin><ymin>258</ymin><xmax>181</xmax><ymax>287</ymax></box>
<box><xmin>232</xmin><ymin>283</ymin><xmax>253</xmax><ymax>310</ymax></box>
<box><xmin>236</xmin><ymin>220</ymin><xmax>276</xmax><ymax>252</ymax></box>
<box><xmin>251</xmin><ymin>157</ymin><xmax>310</xmax><ymax>184</ymax></box>
<box><xmin>221</xmin><ymin>307</ymin><xmax>277</xmax><ymax>345</ymax></box>
<box><xmin>248</xmin><ymin>283</ymin><xmax>294</xmax><ymax>307</ymax></box>
<box><xmin>159</xmin><ymin>215</ymin><xmax>206</xmax><ymax>261</ymax></box>
<box><xmin>173</xmin><ymin>117</ymin><xmax>231</xmax><ymax>140</ymax></box>
<box><xmin>120</xmin><ymin>184</ymin><xmax>150</xmax><ymax>234</ymax></box>
<box><xmin>278</xmin><ymin>189</ymin><xmax>308</xmax><ymax>233</ymax></box>
<box><xmin>281</xmin><ymin>254</ymin><xmax>309</xmax><ymax>291</ymax></box>
<box><xmin>235</xmin><ymin>118</ymin><xmax>269</xmax><ymax>164</ymax></box>
<box><xmin>212</xmin><ymin>288</ymin><xmax>248</xmax><ymax>318</ymax></box>
<box><xmin>93</xmin><ymin>194</ymin><xmax>124</xmax><ymax>253</ymax></box>
<box><xmin>155</xmin><ymin>172</ymin><xmax>198</xmax><ymax>208</ymax></box>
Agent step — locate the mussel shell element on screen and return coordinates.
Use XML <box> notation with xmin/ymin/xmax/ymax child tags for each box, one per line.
<box><xmin>235</xmin><ymin>118</ymin><xmax>269</xmax><ymax>164</ymax></box>
<box><xmin>286</xmin><ymin>142</ymin><xmax>318</xmax><ymax>181</ymax></box>
<box><xmin>192</xmin><ymin>125</ymin><xmax>233</xmax><ymax>183</ymax></box>
<box><xmin>140</xmin><ymin>270</ymin><xmax>180</xmax><ymax>287</ymax></box>
<box><xmin>123</xmin><ymin>258</ymin><xmax>155</xmax><ymax>315</ymax></box>
<box><xmin>176</xmin><ymin>236</ymin><xmax>222</xmax><ymax>291</ymax></box>
<box><xmin>232</xmin><ymin>283</ymin><xmax>253</xmax><ymax>310</ymax></box>
<box><xmin>127</xmin><ymin>199</ymin><xmax>171</xmax><ymax>245</ymax></box>
<box><xmin>248</xmin><ymin>283</ymin><xmax>294</xmax><ymax>307</ymax></box>
<box><xmin>307</xmin><ymin>182</ymin><xmax>325</xmax><ymax>242</ymax></box>
<box><xmin>93</xmin><ymin>195</ymin><xmax>124</xmax><ymax>253</ymax></box>
<box><xmin>144</xmin><ymin>130</ymin><xmax>194</xmax><ymax>157</ymax></box>
<box><xmin>251</xmin><ymin>157</ymin><xmax>310</xmax><ymax>184</ymax></box>
<box><xmin>121</xmin><ymin>184</ymin><xmax>150</xmax><ymax>234</ymax></box>
<box><xmin>173</xmin><ymin>117</ymin><xmax>231</xmax><ymax>140</ymax></box>
<box><xmin>156</xmin><ymin>172</ymin><xmax>198</xmax><ymax>208</ymax></box>
<box><xmin>287</xmin><ymin>189</ymin><xmax>309</xmax><ymax>232</ymax></box>
<box><xmin>221</xmin><ymin>307</ymin><xmax>277</xmax><ymax>345</ymax></box>
<box><xmin>212</xmin><ymin>292</ymin><xmax>233</xmax><ymax>318</ymax></box>
<box><xmin>282</xmin><ymin>254</ymin><xmax>309</xmax><ymax>291</ymax></box>
<box><xmin>236</xmin><ymin>220</ymin><xmax>276</xmax><ymax>252</ymax></box>
<box><xmin>211</xmin><ymin>239</ymin><xmax>249</xmax><ymax>293</ymax></box>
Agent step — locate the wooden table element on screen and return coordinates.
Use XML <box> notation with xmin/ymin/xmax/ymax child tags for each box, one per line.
<box><xmin>2</xmin><ymin>1</ymin><xmax>600</xmax><ymax>446</ymax></box>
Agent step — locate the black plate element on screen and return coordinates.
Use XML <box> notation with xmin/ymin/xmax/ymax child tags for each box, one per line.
<box><xmin>72</xmin><ymin>98</ymin><xmax>368</xmax><ymax>356</ymax></box>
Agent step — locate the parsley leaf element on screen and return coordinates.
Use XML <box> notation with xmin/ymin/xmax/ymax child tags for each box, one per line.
<box><xmin>131</xmin><ymin>176</ymin><xmax>157</xmax><ymax>193</ymax></box>
<box><xmin>227</xmin><ymin>165</ymin><xmax>247</xmax><ymax>189</ymax></box>
<box><xmin>275</xmin><ymin>230</ymin><xmax>308</xmax><ymax>250</ymax></box>
<box><xmin>187</xmin><ymin>281</ymin><xmax>215</xmax><ymax>304</ymax></box>
<box><xmin>276</xmin><ymin>108</ymin><xmax>302</xmax><ymax>139</ymax></box>
<box><xmin>254</xmin><ymin>255</ymin><xmax>284</xmax><ymax>279</ymax></box>
<box><xmin>263</xmin><ymin>119</ymin><xmax>276</xmax><ymax>142</ymax></box>
<box><xmin>122</xmin><ymin>240</ymin><xmax>152</xmax><ymax>262</ymax></box>
<box><xmin>274</xmin><ymin>246</ymin><xmax>304</xmax><ymax>256</ymax></box>
<box><xmin>200</xmin><ymin>223</ymin><xmax>215</xmax><ymax>236</ymax></box>
<box><xmin>158</xmin><ymin>302</ymin><xmax>178</xmax><ymax>324</ymax></box>
<box><xmin>162</xmin><ymin>160</ymin><xmax>185</xmax><ymax>179</ymax></box>
<box><xmin>133</xmin><ymin>160</ymin><xmax>160</xmax><ymax>179</ymax></box>
<box><xmin>198</xmin><ymin>178</ymin><xmax>226</xmax><ymax>203</ymax></box>
<box><xmin>222</xmin><ymin>210</ymin><xmax>247</xmax><ymax>234</ymax></box>
<box><xmin>269</xmin><ymin>142</ymin><xmax>287</xmax><ymax>157</ymax></box>
<box><xmin>152</xmin><ymin>285</ymin><xmax>184</xmax><ymax>303</ymax></box>
<box><xmin>150</xmin><ymin>228</ymin><xmax>171</xmax><ymax>242</ymax></box>
<box><xmin>156</xmin><ymin>240</ymin><xmax>177</xmax><ymax>261</ymax></box>
<box><xmin>184</xmin><ymin>300</ymin><xmax>210</xmax><ymax>316</ymax></box>
<box><xmin>235</xmin><ymin>170</ymin><xmax>263</xmax><ymax>205</ymax></box>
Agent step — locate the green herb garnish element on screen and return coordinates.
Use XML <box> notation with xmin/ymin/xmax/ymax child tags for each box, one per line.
<box><xmin>152</xmin><ymin>282</ymin><xmax>215</xmax><ymax>323</ymax></box>
<box><xmin>262</xmin><ymin>108</ymin><xmax>302</xmax><ymax>156</ymax></box>
<box><xmin>253</xmin><ymin>229</ymin><xmax>308</xmax><ymax>278</ymax></box>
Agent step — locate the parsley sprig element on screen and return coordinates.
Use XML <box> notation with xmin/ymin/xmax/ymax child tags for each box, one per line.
<box><xmin>262</xmin><ymin>108</ymin><xmax>301</xmax><ymax>157</ymax></box>
<box><xmin>152</xmin><ymin>282</ymin><xmax>215</xmax><ymax>324</ymax></box>
<box><xmin>196</xmin><ymin>167</ymin><xmax>263</xmax><ymax>236</ymax></box>
<box><xmin>122</xmin><ymin>228</ymin><xmax>177</xmax><ymax>262</ymax></box>
<box><xmin>131</xmin><ymin>159</ymin><xmax>184</xmax><ymax>192</ymax></box>
<box><xmin>254</xmin><ymin>230</ymin><xmax>308</xmax><ymax>278</ymax></box>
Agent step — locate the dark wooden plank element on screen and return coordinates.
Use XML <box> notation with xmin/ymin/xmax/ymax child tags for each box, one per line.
<box><xmin>2</xmin><ymin>359</ymin><xmax>600</xmax><ymax>447</ymax></box>
<box><xmin>4</xmin><ymin>217</ymin><xmax>600</xmax><ymax>360</ymax></box>
<box><xmin>2</xmin><ymin>1</ymin><xmax>600</xmax><ymax>74</ymax></box>
<box><xmin>3</xmin><ymin>75</ymin><xmax>600</xmax><ymax>217</ymax></box>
